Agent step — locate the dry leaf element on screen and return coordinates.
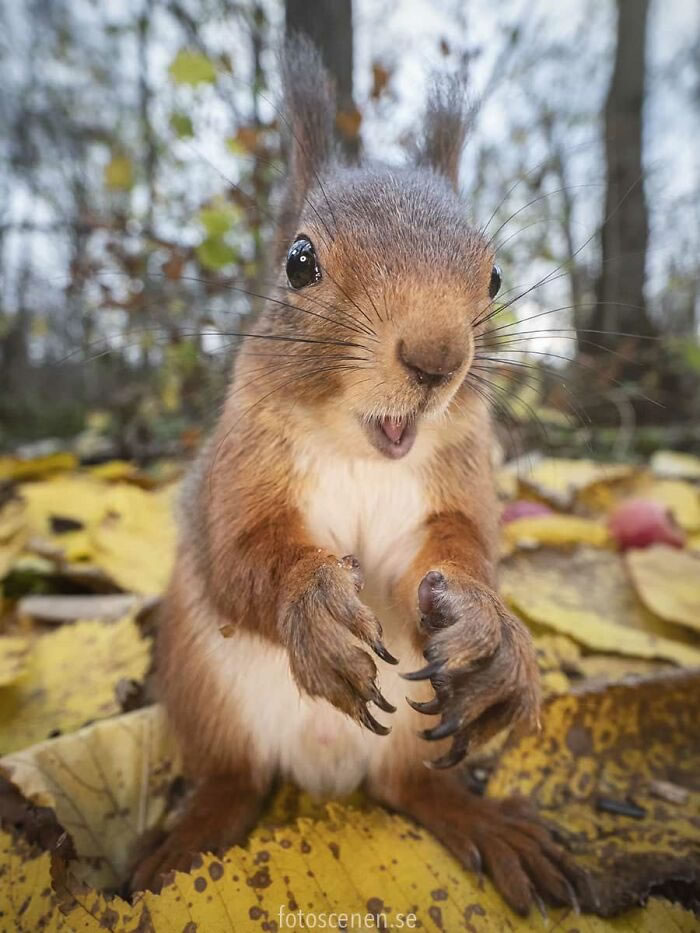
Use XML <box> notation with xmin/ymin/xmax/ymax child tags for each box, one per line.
<box><xmin>501</xmin><ymin>547</ymin><xmax>700</xmax><ymax>665</ymax></box>
<box><xmin>503</xmin><ymin>514</ymin><xmax>610</xmax><ymax>549</ymax></box>
<box><xmin>0</xmin><ymin>636</ymin><xmax>32</xmax><ymax>686</ymax></box>
<box><xmin>0</xmin><ymin>615</ymin><xmax>150</xmax><ymax>754</ymax></box>
<box><xmin>626</xmin><ymin>546</ymin><xmax>700</xmax><ymax>632</ymax></box>
<box><xmin>650</xmin><ymin>450</ymin><xmax>700</xmax><ymax>481</ymax></box>
<box><xmin>489</xmin><ymin>670</ymin><xmax>700</xmax><ymax>915</ymax></box>
<box><xmin>518</xmin><ymin>459</ymin><xmax>636</xmax><ymax>509</ymax></box>
<box><xmin>1</xmin><ymin>705</ymin><xmax>178</xmax><ymax>891</ymax></box>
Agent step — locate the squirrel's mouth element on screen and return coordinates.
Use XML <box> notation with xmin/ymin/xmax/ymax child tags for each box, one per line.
<box><xmin>363</xmin><ymin>415</ymin><xmax>417</xmax><ymax>460</ymax></box>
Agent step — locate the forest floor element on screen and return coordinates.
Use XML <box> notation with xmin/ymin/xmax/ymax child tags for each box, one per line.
<box><xmin>0</xmin><ymin>449</ymin><xmax>699</xmax><ymax>931</ymax></box>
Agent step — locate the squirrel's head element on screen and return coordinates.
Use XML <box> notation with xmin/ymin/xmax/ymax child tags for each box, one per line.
<box><xmin>246</xmin><ymin>39</ymin><xmax>500</xmax><ymax>461</ymax></box>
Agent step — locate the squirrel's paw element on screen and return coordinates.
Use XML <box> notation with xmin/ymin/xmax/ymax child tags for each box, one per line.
<box><xmin>283</xmin><ymin>553</ymin><xmax>399</xmax><ymax>734</ymax></box>
<box><xmin>404</xmin><ymin>569</ymin><xmax>540</xmax><ymax>767</ymax></box>
<box><xmin>437</xmin><ymin>793</ymin><xmax>588</xmax><ymax>916</ymax></box>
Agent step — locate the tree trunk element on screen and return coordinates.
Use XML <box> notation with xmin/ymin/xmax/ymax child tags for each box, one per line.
<box><xmin>591</xmin><ymin>0</ymin><xmax>654</xmax><ymax>346</ymax></box>
<box><xmin>285</xmin><ymin>0</ymin><xmax>359</xmax><ymax>159</ymax></box>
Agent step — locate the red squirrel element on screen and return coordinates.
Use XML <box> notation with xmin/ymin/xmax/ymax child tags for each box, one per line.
<box><xmin>132</xmin><ymin>39</ymin><xmax>584</xmax><ymax>915</ymax></box>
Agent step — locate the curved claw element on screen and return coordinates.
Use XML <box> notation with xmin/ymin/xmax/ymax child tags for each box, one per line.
<box><xmin>372</xmin><ymin>639</ymin><xmax>399</xmax><ymax>665</ymax></box>
<box><xmin>360</xmin><ymin>707</ymin><xmax>391</xmax><ymax>736</ymax></box>
<box><xmin>406</xmin><ymin>695</ymin><xmax>442</xmax><ymax>715</ymax></box>
<box><xmin>421</xmin><ymin>716</ymin><xmax>461</xmax><ymax>742</ymax></box>
<box><xmin>424</xmin><ymin>738</ymin><xmax>469</xmax><ymax>769</ymax></box>
<box><xmin>371</xmin><ymin>686</ymin><xmax>397</xmax><ymax>714</ymax></box>
<box><xmin>401</xmin><ymin>660</ymin><xmax>442</xmax><ymax>682</ymax></box>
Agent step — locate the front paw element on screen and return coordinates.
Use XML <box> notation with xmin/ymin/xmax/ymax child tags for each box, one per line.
<box><xmin>282</xmin><ymin>553</ymin><xmax>399</xmax><ymax>735</ymax></box>
<box><xmin>404</xmin><ymin>569</ymin><xmax>540</xmax><ymax>767</ymax></box>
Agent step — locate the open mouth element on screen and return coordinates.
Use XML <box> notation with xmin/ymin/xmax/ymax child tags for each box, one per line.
<box><xmin>364</xmin><ymin>415</ymin><xmax>418</xmax><ymax>460</ymax></box>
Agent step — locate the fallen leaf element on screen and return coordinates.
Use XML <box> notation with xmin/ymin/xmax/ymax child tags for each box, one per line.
<box><xmin>1</xmin><ymin>705</ymin><xmax>178</xmax><ymax>892</ymax></box>
<box><xmin>489</xmin><ymin>670</ymin><xmax>700</xmax><ymax>915</ymax></box>
<box><xmin>626</xmin><ymin>546</ymin><xmax>700</xmax><ymax>632</ymax></box>
<box><xmin>0</xmin><ymin>829</ymin><xmax>70</xmax><ymax>930</ymax></box>
<box><xmin>503</xmin><ymin>514</ymin><xmax>610</xmax><ymax>549</ymax></box>
<box><xmin>0</xmin><ymin>452</ymin><xmax>77</xmax><ymax>482</ymax></box>
<box><xmin>650</xmin><ymin>449</ymin><xmax>700</xmax><ymax>481</ymax></box>
<box><xmin>0</xmin><ymin>637</ymin><xmax>31</xmax><ymax>686</ymax></box>
<box><xmin>518</xmin><ymin>458</ymin><xmax>636</xmax><ymax>509</ymax></box>
<box><xmin>90</xmin><ymin>486</ymin><xmax>176</xmax><ymax>594</ymax></box>
<box><xmin>0</xmin><ymin>615</ymin><xmax>150</xmax><ymax>754</ymax></box>
<box><xmin>500</xmin><ymin>547</ymin><xmax>700</xmax><ymax>665</ymax></box>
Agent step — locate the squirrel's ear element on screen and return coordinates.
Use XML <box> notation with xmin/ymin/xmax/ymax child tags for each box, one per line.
<box><xmin>414</xmin><ymin>75</ymin><xmax>473</xmax><ymax>191</ymax></box>
<box><xmin>280</xmin><ymin>36</ymin><xmax>336</xmax><ymax>206</ymax></box>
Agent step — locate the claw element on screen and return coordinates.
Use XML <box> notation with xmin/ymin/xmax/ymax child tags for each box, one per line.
<box><xmin>372</xmin><ymin>639</ymin><xmax>399</xmax><ymax>665</ymax></box>
<box><xmin>370</xmin><ymin>686</ymin><xmax>397</xmax><ymax>714</ymax></box>
<box><xmin>401</xmin><ymin>660</ymin><xmax>442</xmax><ymax>681</ymax></box>
<box><xmin>424</xmin><ymin>738</ymin><xmax>468</xmax><ymax>769</ymax></box>
<box><xmin>360</xmin><ymin>707</ymin><xmax>391</xmax><ymax>736</ymax></box>
<box><xmin>421</xmin><ymin>716</ymin><xmax>460</xmax><ymax>742</ymax></box>
<box><xmin>406</xmin><ymin>695</ymin><xmax>442</xmax><ymax>715</ymax></box>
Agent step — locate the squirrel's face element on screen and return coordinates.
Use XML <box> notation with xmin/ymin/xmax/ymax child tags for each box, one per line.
<box><xmin>264</xmin><ymin>169</ymin><xmax>500</xmax><ymax>461</ymax></box>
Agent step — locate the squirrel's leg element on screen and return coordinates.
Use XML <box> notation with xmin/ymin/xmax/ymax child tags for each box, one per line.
<box><xmin>368</xmin><ymin>511</ymin><xmax>586</xmax><ymax>914</ymax></box>
<box><xmin>130</xmin><ymin>770</ymin><xmax>270</xmax><ymax>893</ymax></box>
<box><xmin>366</xmin><ymin>766</ymin><xmax>586</xmax><ymax>916</ymax></box>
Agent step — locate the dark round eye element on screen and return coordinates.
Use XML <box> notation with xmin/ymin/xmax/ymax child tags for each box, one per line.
<box><xmin>286</xmin><ymin>236</ymin><xmax>321</xmax><ymax>289</ymax></box>
<box><xmin>489</xmin><ymin>265</ymin><xmax>502</xmax><ymax>299</ymax></box>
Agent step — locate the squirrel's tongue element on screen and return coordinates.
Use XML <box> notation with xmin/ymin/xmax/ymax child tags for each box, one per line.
<box><xmin>381</xmin><ymin>416</ymin><xmax>406</xmax><ymax>445</ymax></box>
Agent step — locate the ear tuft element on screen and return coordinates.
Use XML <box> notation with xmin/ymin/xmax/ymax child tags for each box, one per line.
<box><xmin>415</xmin><ymin>74</ymin><xmax>473</xmax><ymax>190</ymax></box>
<box><xmin>277</xmin><ymin>36</ymin><xmax>336</xmax><ymax>249</ymax></box>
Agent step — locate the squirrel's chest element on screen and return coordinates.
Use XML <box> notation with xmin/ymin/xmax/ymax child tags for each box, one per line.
<box><xmin>298</xmin><ymin>453</ymin><xmax>428</xmax><ymax>591</ymax></box>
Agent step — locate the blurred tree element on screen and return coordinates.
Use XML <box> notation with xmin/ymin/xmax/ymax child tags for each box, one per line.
<box><xmin>592</xmin><ymin>0</ymin><xmax>655</xmax><ymax>347</ymax></box>
<box><xmin>285</xmin><ymin>0</ymin><xmax>359</xmax><ymax>158</ymax></box>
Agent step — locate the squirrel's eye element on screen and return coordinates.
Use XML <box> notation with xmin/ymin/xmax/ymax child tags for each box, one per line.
<box><xmin>287</xmin><ymin>236</ymin><xmax>321</xmax><ymax>289</ymax></box>
<box><xmin>489</xmin><ymin>265</ymin><xmax>502</xmax><ymax>299</ymax></box>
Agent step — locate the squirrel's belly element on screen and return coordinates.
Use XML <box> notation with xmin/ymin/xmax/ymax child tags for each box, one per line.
<box><xmin>203</xmin><ymin>621</ymin><xmax>424</xmax><ymax>798</ymax></box>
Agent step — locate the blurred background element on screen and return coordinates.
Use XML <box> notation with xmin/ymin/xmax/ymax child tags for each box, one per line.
<box><xmin>1</xmin><ymin>0</ymin><xmax>698</xmax><ymax>463</ymax></box>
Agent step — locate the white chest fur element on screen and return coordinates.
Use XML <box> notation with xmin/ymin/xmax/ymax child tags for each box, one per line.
<box><xmin>297</xmin><ymin>447</ymin><xmax>429</xmax><ymax>601</ymax></box>
<box><xmin>203</xmin><ymin>447</ymin><xmax>433</xmax><ymax>798</ymax></box>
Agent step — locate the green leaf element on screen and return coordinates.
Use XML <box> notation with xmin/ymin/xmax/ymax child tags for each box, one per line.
<box><xmin>168</xmin><ymin>50</ymin><xmax>217</xmax><ymax>86</ymax></box>
<box><xmin>169</xmin><ymin>111</ymin><xmax>194</xmax><ymax>138</ymax></box>
<box><xmin>199</xmin><ymin>206</ymin><xmax>236</xmax><ymax>237</ymax></box>
<box><xmin>196</xmin><ymin>236</ymin><xmax>237</xmax><ymax>270</ymax></box>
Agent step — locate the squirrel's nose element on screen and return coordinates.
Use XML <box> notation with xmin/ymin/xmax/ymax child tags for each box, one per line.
<box><xmin>398</xmin><ymin>339</ymin><xmax>464</xmax><ymax>389</ymax></box>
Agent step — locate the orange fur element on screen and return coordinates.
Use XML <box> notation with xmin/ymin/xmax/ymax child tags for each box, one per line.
<box><xmin>130</xmin><ymin>40</ymin><xmax>587</xmax><ymax>915</ymax></box>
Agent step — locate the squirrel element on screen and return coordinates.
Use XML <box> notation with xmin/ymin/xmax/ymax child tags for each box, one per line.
<box><xmin>131</xmin><ymin>39</ymin><xmax>584</xmax><ymax>915</ymax></box>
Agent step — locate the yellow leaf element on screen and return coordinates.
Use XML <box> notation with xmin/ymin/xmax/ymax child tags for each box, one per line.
<box><xmin>104</xmin><ymin>153</ymin><xmax>134</xmax><ymax>190</ymax></box>
<box><xmin>637</xmin><ymin>478</ymin><xmax>700</xmax><ymax>532</ymax></box>
<box><xmin>503</xmin><ymin>514</ymin><xmax>610</xmax><ymax>548</ymax></box>
<box><xmin>0</xmin><ymin>615</ymin><xmax>150</xmax><ymax>754</ymax></box>
<box><xmin>0</xmin><ymin>829</ymin><xmax>70</xmax><ymax>930</ymax></box>
<box><xmin>168</xmin><ymin>49</ymin><xmax>217</xmax><ymax>85</ymax></box>
<box><xmin>88</xmin><ymin>460</ymin><xmax>140</xmax><ymax>482</ymax></box>
<box><xmin>0</xmin><ymin>636</ymin><xmax>31</xmax><ymax>686</ymax></box>
<box><xmin>2</xmin><ymin>704</ymin><xmax>697</xmax><ymax>930</ymax></box>
<box><xmin>626</xmin><ymin>546</ymin><xmax>700</xmax><ymax>632</ymax></box>
<box><xmin>0</xmin><ymin>451</ymin><xmax>77</xmax><ymax>482</ymax></box>
<box><xmin>518</xmin><ymin>458</ymin><xmax>636</xmax><ymax>509</ymax></box>
<box><xmin>489</xmin><ymin>671</ymin><xmax>700</xmax><ymax>915</ymax></box>
<box><xmin>501</xmin><ymin>547</ymin><xmax>700</xmax><ymax>665</ymax></box>
<box><xmin>650</xmin><ymin>449</ymin><xmax>700</xmax><ymax>481</ymax></box>
<box><xmin>2</xmin><ymin>705</ymin><xmax>178</xmax><ymax>891</ymax></box>
<box><xmin>17</xmin><ymin>478</ymin><xmax>178</xmax><ymax>593</ymax></box>
<box><xmin>89</xmin><ymin>485</ymin><xmax>177</xmax><ymax>594</ymax></box>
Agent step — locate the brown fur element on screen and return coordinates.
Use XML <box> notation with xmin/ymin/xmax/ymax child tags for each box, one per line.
<box><xmin>130</xmin><ymin>40</ymin><xmax>586</xmax><ymax>915</ymax></box>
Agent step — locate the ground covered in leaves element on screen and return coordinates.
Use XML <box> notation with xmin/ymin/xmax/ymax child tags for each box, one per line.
<box><xmin>0</xmin><ymin>450</ymin><xmax>699</xmax><ymax>931</ymax></box>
